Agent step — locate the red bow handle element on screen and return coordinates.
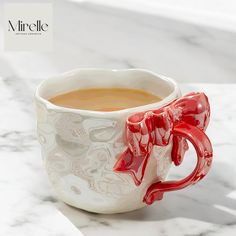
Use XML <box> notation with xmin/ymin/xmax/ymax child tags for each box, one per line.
<box><xmin>113</xmin><ymin>92</ymin><xmax>213</xmax><ymax>205</ymax></box>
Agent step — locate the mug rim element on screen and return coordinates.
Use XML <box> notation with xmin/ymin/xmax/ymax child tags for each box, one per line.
<box><xmin>35</xmin><ymin>68</ymin><xmax>181</xmax><ymax>117</ymax></box>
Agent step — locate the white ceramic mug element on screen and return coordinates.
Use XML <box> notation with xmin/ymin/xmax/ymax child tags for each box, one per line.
<box><xmin>35</xmin><ymin>68</ymin><xmax>212</xmax><ymax>214</ymax></box>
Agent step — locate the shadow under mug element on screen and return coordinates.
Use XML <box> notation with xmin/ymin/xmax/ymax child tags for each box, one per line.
<box><xmin>35</xmin><ymin>68</ymin><xmax>213</xmax><ymax>214</ymax></box>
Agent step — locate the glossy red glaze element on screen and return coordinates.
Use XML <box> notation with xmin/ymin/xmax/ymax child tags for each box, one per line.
<box><xmin>113</xmin><ymin>92</ymin><xmax>213</xmax><ymax>205</ymax></box>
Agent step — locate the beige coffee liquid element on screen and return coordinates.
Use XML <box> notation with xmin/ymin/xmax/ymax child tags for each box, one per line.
<box><xmin>49</xmin><ymin>88</ymin><xmax>161</xmax><ymax>111</ymax></box>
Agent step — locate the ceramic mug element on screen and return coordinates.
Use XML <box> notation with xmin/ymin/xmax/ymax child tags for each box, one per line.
<box><xmin>35</xmin><ymin>68</ymin><xmax>213</xmax><ymax>214</ymax></box>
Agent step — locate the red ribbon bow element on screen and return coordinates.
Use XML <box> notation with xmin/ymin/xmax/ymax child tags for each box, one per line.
<box><xmin>113</xmin><ymin>92</ymin><xmax>210</xmax><ymax>187</ymax></box>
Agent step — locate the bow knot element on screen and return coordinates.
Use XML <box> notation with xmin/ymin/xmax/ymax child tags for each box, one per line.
<box><xmin>113</xmin><ymin>92</ymin><xmax>210</xmax><ymax>186</ymax></box>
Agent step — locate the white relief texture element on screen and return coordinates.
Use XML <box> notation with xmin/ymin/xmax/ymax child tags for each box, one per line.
<box><xmin>36</xmin><ymin>100</ymin><xmax>172</xmax><ymax>212</ymax></box>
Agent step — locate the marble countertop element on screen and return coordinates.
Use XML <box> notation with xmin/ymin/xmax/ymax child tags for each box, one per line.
<box><xmin>0</xmin><ymin>0</ymin><xmax>236</xmax><ymax>235</ymax></box>
<box><xmin>0</xmin><ymin>79</ymin><xmax>236</xmax><ymax>236</ymax></box>
<box><xmin>71</xmin><ymin>0</ymin><xmax>236</xmax><ymax>32</ymax></box>
<box><xmin>1</xmin><ymin>0</ymin><xmax>236</xmax><ymax>83</ymax></box>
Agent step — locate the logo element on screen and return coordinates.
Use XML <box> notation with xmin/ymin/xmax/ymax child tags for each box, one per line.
<box><xmin>4</xmin><ymin>3</ymin><xmax>53</xmax><ymax>51</ymax></box>
<box><xmin>8</xmin><ymin>20</ymin><xmax>49</xmax><ymax>34</ymax></box>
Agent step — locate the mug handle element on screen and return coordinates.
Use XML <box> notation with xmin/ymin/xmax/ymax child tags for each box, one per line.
<box><xmin>143</xmin><ymin>122</ymin><xmax>213</xmax><ymax>205</ymax></box>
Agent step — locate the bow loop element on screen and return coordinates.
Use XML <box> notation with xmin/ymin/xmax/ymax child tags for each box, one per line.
<box><xmin>170</xmin><ymin>92</ymin><xmax>210</xmax><ymax>130</ymax></box>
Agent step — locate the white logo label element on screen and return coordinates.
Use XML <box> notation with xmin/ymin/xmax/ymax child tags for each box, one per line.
<box><xmin>4</xmin><ymin>3</ymin><xmax>53</xmax><ymax>51</ymax></box>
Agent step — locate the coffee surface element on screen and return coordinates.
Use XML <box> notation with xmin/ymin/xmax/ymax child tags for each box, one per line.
<box><xmin>49</xmin><ymin>88</ymin><xmax>161</xmax><ymax>111</ymax></box>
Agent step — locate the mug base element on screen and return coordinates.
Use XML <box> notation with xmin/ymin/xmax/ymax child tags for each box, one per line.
<box><xmin>59</xmin><ymin>197</ymin><xmax>148</xmax><ymax>214</ymax></box>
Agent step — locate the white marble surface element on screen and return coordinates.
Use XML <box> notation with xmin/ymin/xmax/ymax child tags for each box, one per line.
<box><xmin>71</xmin><ymin>0</ymin><xmax>236</xmax><ymax>32</ymax></box>
<box><xmin>0</xmin><ymin>0</ymin><xmax>236</xmax><ymax>235</ymax></box>
<box><xmin>0</xmin><ymin>0</ymin><xmax>236</xmax><ymax>83</ymax></box>
<box><xmin>0</xmin><ymin>77</ymin><xmax>83</xmax><ymax>236</ymax></box>
<box><xmin>0</xmin><ymin>75</ymin><xmax>236</xmax><ymax>235</ymax></box>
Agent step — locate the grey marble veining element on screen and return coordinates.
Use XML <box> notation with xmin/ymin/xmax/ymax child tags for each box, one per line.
<box><xmin>0</xmin><ymin>0</ymin><xmax>236</xmax><ymax>83</ymax></box>
<box><xmin>0</xmin><ymin>76</ymin><xmax>83</xmax><ymax>236</ymax></box>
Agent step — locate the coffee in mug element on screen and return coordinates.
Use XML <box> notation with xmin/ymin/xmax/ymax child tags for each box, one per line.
<box><xmin>49</xmin><ymin>88</ymin><xmax>162</xmax><ymax>111</ymax></box>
